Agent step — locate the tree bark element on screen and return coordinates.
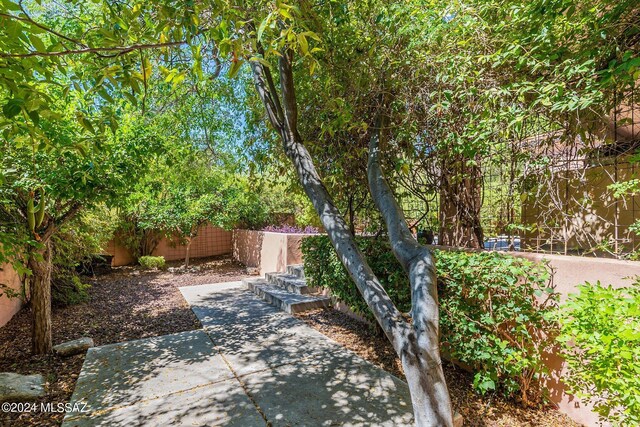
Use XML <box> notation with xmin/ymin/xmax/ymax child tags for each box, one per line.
<box><xmin>249</xmin><ymin>49</ymin><xmax>454</xmax><ymax>426</ymax></box>
<box><xmin>184</xmin><ymin>237</ymin><xmax>192</xmax><ymax>268</ymax></box>
<box><xmin>368</xmin><ymin>122</ymin><xmax>453</xmax><ymax>426</ymax></box>
<box><xmin>28</xmin><ymin>240</ymin><xmax>52</xmax><ymax>354</ymax></box>
<box><xmin>438</xmin><ymin>156</ymin><xmax>484</xmax><ymax>249</ymax></box>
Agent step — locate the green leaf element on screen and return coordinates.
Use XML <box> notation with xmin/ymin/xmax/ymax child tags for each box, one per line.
<box><xmin>298</xmin><ymin>33</ymin><xmax>308</xmax><ymax>56</ymax></box>
<box><xmin>28</xmin><ymin>34</ymin><xmax>47</xmax><ymax>52</ymax></box>
<box><xmin>2</xmin><ymin>98</ymin><xmax>24</xmax><ymax>119</ymax></box>
<box><xmin>228</xmin><ymin>60</ymin><xmax>243</xmax><ymax>78</ymax></box>
<box><xmin>257</xmin><ymin>14</ymin><xmax>270</xmax><ymax>41</ymax></box>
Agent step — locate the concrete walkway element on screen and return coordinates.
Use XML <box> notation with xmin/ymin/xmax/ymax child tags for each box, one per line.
<box><xmin>63</xmin><ymin>281</ymin><xmax>414</xmax><ymax>426</ymax></box>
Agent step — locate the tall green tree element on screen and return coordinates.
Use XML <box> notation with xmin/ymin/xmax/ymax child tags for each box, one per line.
<box><xmin>0</xmin><ymin>97</ymin><xmax>158</xmax><ymax>353</ymax></box>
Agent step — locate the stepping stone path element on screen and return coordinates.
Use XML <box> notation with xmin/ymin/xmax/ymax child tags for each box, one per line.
<box><xmin>53</xmin><ymin>337</ymin><xmax>94</xmax><ymax>357</ymax></box>
<box><xmin>0</xmin><ymin>373</ymin><xmax>45</xmax><ymax>402</ymax></box>
<box><xmin>63</xmin><ymin>272</ymin><xmax>462</xmax><ymax>426</ymax></box>
<box><xmin>242</xmin><ymin>264</ymin><xmax>331</xmax><ymax>313</ymax></box>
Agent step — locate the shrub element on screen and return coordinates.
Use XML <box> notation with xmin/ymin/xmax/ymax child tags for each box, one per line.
<box><xmin>436</xmin><ymin>250</ymin><xmax>557</xmax><ymax>403</ymax></box>
<box><xmin>52</xmin><ymin>275</ymin><xmax>91</xmax><ymax>306</ymax></box>
<box><xmin>301</xmin><ymin>236</ymin><xmax>557</xmax><ymax>403</ymax></box>
<box><xmin>553</xmin><ymin>280</ymin><xmax>640</xmax><ymax>426</ymax></box>
<box><xmin>301</xmin><ymin>236</ymin><xmax>411</xmax><ymax>320</ymax></box>
<box><xmin>138</xmin><ymin>256</ymin><xmax>165</xmax><ymax>269</ymax></box>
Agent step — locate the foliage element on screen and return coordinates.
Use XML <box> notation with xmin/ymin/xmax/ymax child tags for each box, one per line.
<box><xmin>0</xmin><ymin>92</ymin><xmax>158</xmax><ymax>259</ymax></box>
<box><xmin>122</xmin><ymin>143</ymin><xmax>278</xmax><ymax>246</ymax></box>
<box><xmin>49</xmin><ymin>206</ymin><xmax>115</xmax><ymax>306</ymax></box>
<box><xmin>436</xmin><ymin>250</ymin><xmax>557</xmax><ymax>403</ymax></box>
<box><xmin>302</xmin><ymin>236</ymin><xmax>558</xmax><ymax>402</ymax></box>
<box><xmin>554</xmin><ymin>280</ymin><xmax>640</xmax><ymax>426</ymax></box>
<box><xmin>52</xmin><ymin>206</ymin><xmax>117</xmax><ymax>272</ymax></box>
<box><xmin>138</xmin><ymin>256</ymin><xmax>165</xmax><ymax>270</ymax></box>
<box><xmin>51</xmin><ymin>275</ymin><xmax>90</xmax><ymax>306</ymax></box>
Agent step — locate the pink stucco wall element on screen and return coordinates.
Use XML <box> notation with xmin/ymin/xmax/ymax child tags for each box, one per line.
<box><xmin>106</xmin><ymin>225</ymin><xmax>233</xmax><ymax>266</ymax></box>
<box><xmin>232</xmin><ymin>230</ymin><xmax>305</xmax><ymax>275</ymax></box>
<box><xmin>0</xmin><ymin>262</ymin><xmax>23</xmax><ymax>327</ymax></box>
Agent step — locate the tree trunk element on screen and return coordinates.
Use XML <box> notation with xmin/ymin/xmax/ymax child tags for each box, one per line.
<box><xmin>368</xmin><ymin>123</ymin><xmax>454</xmax><ymax>426</ymax></box>
<box><xmin>249</xmin><ymin>50</ymin><xmax>454</xmax><ymax>426</ymax></box>
<box><xmin>438</xmin><ymin>156</ymin><xmax>484</xmax><ymax>249</ymax></box>
<box><xmin>184</xmin><ymin>237</ymin><xmax>192</xmax><ymax>268</ymax></box>
<box><xmin>28</xmin><ymin>240</ymin><xmax>53</xmax><ymax>354</ymax></box>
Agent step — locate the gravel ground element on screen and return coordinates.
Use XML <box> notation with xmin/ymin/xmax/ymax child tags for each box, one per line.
<box><xmin>0</xmin><ymin>256</ymin><xmax>254</xmax><ymax>427</ymax></box>
<box><xmin>296</xmin><ymin>308</ymin><xmax>580</xmax><ymax>427</ymax></box>
<box><xmin>1</xmin><ymin>257</ymin><xmax>579</xmax><ymax>427</ymax></box>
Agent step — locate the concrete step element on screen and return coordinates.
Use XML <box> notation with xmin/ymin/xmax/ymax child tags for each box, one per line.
<box><xmin>243</xmin><ymin>278</ymin><xmax>330</xmax><ymax>314</ymax></box>
<box><xmin>286</xmin><ymin>264</ymin><xmax>305</xmax><ymax>279</ymax></box>
<box><xmin>264</xmin><ymin>272</ymin><xmax>310</xmax><ymax>294</ymax></box>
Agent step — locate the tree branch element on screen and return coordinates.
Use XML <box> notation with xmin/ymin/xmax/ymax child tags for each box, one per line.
<box><xmin>367</xmin><ymin>112</ymin><xmax>439</xmax><ymax>342</ymax></box>
<box><xmin>40</xmin><ymin>202</ymin><xmax>82</xmax><ymax>244</ymax></box>
<box><xmin>278</xmin><ymin>49</ymin><xmax>299</xmax><ymax>137</ymax></box>
<box><xmin>3</xmin><ymin>4</ymin><xmax>87</xmax><ymax>49</ymax></box>
<box><xmin>249</xmin><ymin>60</ymin><xmax>284</xmax><ymax>131</ymax></box>
<box><xmin>0</xmin><ymin>41</ymin><xmax>187</xmax><ymax>58</ymax></box>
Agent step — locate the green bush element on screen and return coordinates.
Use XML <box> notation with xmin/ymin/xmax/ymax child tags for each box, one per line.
<box><xmin>138</xmin><ymin>255</ymin><xmax>165</xmax><ymax>269</ymax></box>
<box><xmin>554</xmin><ymin>280</ymin><xmax>640</xmax><ymax>426</ymax></box>
<box><xmin>301</xmin><ymin>236</ymin><xmax>411</xmax><ymax>319</ymax></box>
<box><xmin>301</xmin><ymin>236</ymin><xmax>557</xmax><ymax>403</ymax></box>
<box><xmin>52</xmin><ymin>275</ymin><xmax>91</xmax><ymax>306</ymax></box>
<box><xmin>436</xmin><ymin>250</ymin><xmax>557</xmax><ymax>403</ymax></box>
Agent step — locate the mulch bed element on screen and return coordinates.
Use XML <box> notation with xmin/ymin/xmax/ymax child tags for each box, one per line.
<box><xmin>0</xmin><ymin>256</ymin><xmax>253</xmax><ymax>427</ymax></box>
<box><xmin>296</xmin><ymin>308</ymin><xmax>580</xmax><ymax>427</ymax></box>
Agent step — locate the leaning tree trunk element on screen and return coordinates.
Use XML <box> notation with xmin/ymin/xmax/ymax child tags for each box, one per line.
<box><xmin>368</xmin><ymin>122</ymin><xmax>453</xmax><ymax>425</ymax></box>
<box><xmin>184</xmin><ymin>237</ymin><xmax>192</xmax><ymax>268</ymax></box>
<box><xmin>28</xmin><ymin>240</ymin><xmax>53</xmax><ymax>354</ymax></box>
<box><xmin>248</xmin><ymin>48</ymin><xmax>454</xmax><ymax>426</ymax></box>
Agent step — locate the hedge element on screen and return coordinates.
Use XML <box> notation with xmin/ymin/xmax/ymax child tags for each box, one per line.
<box><xmin>301</xmin><ymin>235</ymin><xmax>557</xmax><ymax>403</ymax></box>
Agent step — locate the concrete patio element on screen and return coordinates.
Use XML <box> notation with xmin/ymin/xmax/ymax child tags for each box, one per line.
<box><xmin>62</xmin><ymin>281</ymin><xmax>416</xmax><ymax>426</ymax></box>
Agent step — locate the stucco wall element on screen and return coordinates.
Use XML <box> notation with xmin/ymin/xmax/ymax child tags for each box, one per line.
<box><xmin>107</xmin><ymin>225</ymin><xmax>233</xmax><ymax>266</ymax></box>
<box><xmin>232</xmin><ymin>230</ymin><xmax>305</xmax><ymax>275</ymax></box>
<box><xmin>511</xmin><ymin>251</ymin><xmax>640</xmax><ymax>426</ymax></box>
<box><xmin>151</xmin><ymin>225</ymin><xmax>232</xmax><ymax>261</ymax></box>
<box><xmin>0</xmin><ymin>262</ymin><xmax>23</xmax><ymax>327</ymax></box>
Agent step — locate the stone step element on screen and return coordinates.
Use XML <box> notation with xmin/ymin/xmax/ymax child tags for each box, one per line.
<box><xmin>243</xmin><ymin>278</ymin><xmax>331</xmax><ymax>314</ymax></box>
<box><xmin>286</xmin><ymin>264</ymin><xmax>305</xmax><ymax>279</ymax></box>
<box><xmin>264</xmin><ymin>272</ymin><xmax>310</xmax><ymax>294</ymax></box>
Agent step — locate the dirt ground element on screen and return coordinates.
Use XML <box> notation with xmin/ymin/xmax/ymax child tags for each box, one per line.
<box><xmin>296</xmin><ymin>309</ymin><xmax>580</xmax><ymax>427</ymax></box>
<box><xmin>1</xmin><ymin>256</ymin><xmax>579</xmax><ymax>426</ymax></box>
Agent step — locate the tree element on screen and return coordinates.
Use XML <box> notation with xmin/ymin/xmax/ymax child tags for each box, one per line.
<box><xmin>0</xmin><ymin>94</ymin><xmax>157</xmax><ymax>353</ymax></box>
<box><xmin>124</xmin><ymin>147</ymin><xmax>266</xmax><ymax>267</ymax></box>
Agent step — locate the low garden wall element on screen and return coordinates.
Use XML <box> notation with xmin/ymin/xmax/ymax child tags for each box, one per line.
<box><xmin>232</xmin><ymin>230</ymin><xmax>305</xmax><ymax>275</ymax></box>
<box><xmin>106</xmin><ymin>224</ymin><xmax>233</xmax><ymax>266</ymax></box>
<box><xmin>0</xmin><ymin>261</ymin><xmax>23</xmax><ymax>327</ymax></box>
